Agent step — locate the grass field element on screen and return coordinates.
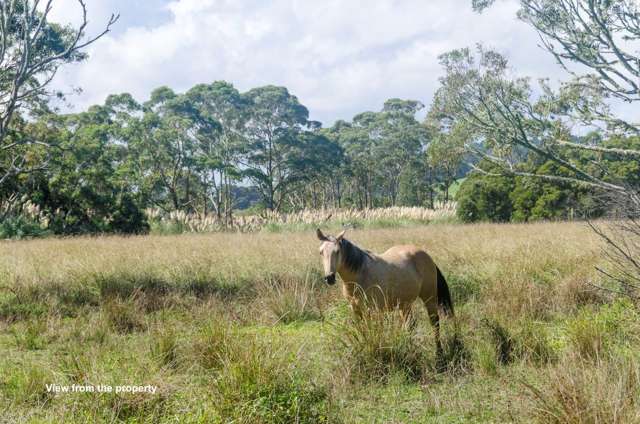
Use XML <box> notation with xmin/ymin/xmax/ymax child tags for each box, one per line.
<box><xmin>1</xmin><ymin>221</ymin><xmax>639</xmax><ymax>423</ymax></box>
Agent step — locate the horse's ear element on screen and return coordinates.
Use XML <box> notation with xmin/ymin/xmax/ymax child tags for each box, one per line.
<box><xmin>336</xmin><ymin>229</ymin><xmax>346</xmax><ymax>241</ymax></box>
<box><xmin>316</xmin><ymin>228</ymin><xmax>328</xmax><ymax>241</ymax></box>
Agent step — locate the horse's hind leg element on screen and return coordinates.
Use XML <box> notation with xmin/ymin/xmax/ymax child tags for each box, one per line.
<box><xmin>423</xmin><ymin>297</ymin><xmax>442</xmax><ymax>355</ymax></box>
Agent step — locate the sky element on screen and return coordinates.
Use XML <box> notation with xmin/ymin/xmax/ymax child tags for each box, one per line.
<box><xmin>48</xmin><ymin>0</ymin><xmax>568</xmax><ymax>126</ymax></box>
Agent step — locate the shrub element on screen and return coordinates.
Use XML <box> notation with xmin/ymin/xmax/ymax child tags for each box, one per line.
<box><xmin>149</xmin><ymin>324</ymin><xmax>179</xmax><ymax>369</ymax></box>
<box><xmin>456</xmin><ymin>171</ymin><xmax>514</xmax><ymax>223</ymax></box>
<box><xmin>566</xmin><ymin>300</ymin><xmax>640</xmax><ymax>360</ymax></box>
<box><xmin>475</xmin><ymin>317</ymin><xmax>556</xmax><ymax>372</ymax></box>
<box><xmin>438</xmin><ymin>320</ymin><xmax>472</xmax><ymax>373</ymax></box>
<box><xmin>0</xmin><ymin>216</ymin><xmax>50</xmax><ymax>239</ymax></box>
<box><xmin>513</xmin><ymin>319</ymin><xmax>556</xmax><ymax>364</ymax></box>
<box><xmin>482</xmin><ymin>318</ymin><xmax>514</xmax><ymax>365</ymax></box>
<box><xmin>191</xmin><ymin>319</ymin><xmax>236</xmax><ymax>371</ymax></box>
<box><xmin>1</xmin><ymin>361</ymin><xmax>56</xmax><ymax>406</ymax></box>
<box><xmin>12</xmin><ymin>319</ymin><xmax>47</xmax><ymax>350</ymax></box>
<box><xmin>566</xmin><ymin>313</ymin><xmax>608</xmax><ymax>361</ymax></box>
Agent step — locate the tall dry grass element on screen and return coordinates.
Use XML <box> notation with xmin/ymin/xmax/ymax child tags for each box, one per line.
<box><xmin>0</xmin><ymin>221</ymin><xmax>604</xmax><ymax>321</ymax></box>
<box><xmin>147</xmin><ymin>203</ymin><xmax>456</xmax><ymax>233</ymax></box>
<box><xmin>525</xmin><ymin>352</ymin><xmax>640</xmax><ymax>424</ymax></box>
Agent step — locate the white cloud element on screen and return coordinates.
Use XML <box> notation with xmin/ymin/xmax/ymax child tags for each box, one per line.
<box><xmin>50</xmin><ymin>0</ymin><xmax>565</xmax><ymax>124</ymax></box>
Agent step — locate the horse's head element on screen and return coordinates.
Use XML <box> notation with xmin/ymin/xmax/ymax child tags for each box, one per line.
<box><xmin>316</xmin><ymin>228</ymin><xmax>346</xmax><ymax>285</ymax></box>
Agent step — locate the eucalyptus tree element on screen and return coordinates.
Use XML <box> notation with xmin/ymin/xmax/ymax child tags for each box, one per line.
<box><xmin>326</xmin><ymin>116</ymin><xmax>377</xmax><ymax>208</ymax></box>
<box><xmin>426</xmin><ymin>124</ymin><xmax>466</xmax><ymax>202</ymax></box>
<box><xmin>281</xmin><ymin>129</ymin><xmax>344</xmax><ymax>210</ymax></box>
<box><xmin>376</xmin><ymin>99</ymin><xmax>429</xmax><ymax>206</ymax></box>
<box><xmin>460</xmin><ymin>0</ymin><xmax>640</xmax><ymax>180</ymax></box>
<box><xmin>429</xmin><ymin>46</ymin><xmax>634</xmax><ymax>191</ymax></box>
<box><xmin>451</xmin><ymin>0</ymin><xmax>640</xmax><ymax>299</ymax></box>
<box><xmin>135</xmin><ymin>86</ymin><xmax>204</xmax><ymax>212</ymax></box>
<box><xmin>473</xmin><ymin>0</ymin><xmax>640</xmax><ymax>114</ymax></box>
<box><xmin>241</xmin><ymin>85</ymin><xmax>316</xmax><ymax>211</ymax></box>
<box><xmin>326</xmin><ymin>99</ymin><xmax>428</xmax><ymax>207</ymax></box>
<box><xmin>0</xmin><ymin>0</ymin><xmax>117</xmax><ymax>186</ymax></box>
<box><xmin>320</xmin><ymin>120</ymin><xmax>362</xmax><ymax>208</ymax></box>
<box><xmin>185</xmin><ymin>81</ymin><xmax>246</xmax><ymax>220</ymax></box>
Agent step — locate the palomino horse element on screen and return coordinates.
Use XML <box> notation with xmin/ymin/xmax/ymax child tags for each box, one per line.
<box><xmin>316</xmin><ymin>228</ymin><xmax>454</xmax><ymax>350</ymax></box>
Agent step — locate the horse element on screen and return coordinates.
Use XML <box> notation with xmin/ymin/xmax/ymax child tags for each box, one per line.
<box><xmin>316</xmin><ymin>228</ymin><xmax>454</xmax><ymax>351</ymax></box>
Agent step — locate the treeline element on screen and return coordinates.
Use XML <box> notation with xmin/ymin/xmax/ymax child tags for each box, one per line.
<box><xmin>3</xmin><ymin>82</ymin><xmax>463</xmax><ymax>234</ymax></box>
<box><xmin>5</xmin><ymin>79</ymin><xmax>640</xmax><ymax>236</ymax></box>
<box><xmin>5</xmin><ymin>79</ymin><xmax>639</xmax><ymax>236</ymax></box>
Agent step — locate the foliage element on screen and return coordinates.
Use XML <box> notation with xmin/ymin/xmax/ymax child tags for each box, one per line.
<box><xmin>0</xmin><ymin>1</ymin><xmax>117</xmax><ymax>186</ymax></box>
<box><xmin>456</xmin><ymin>169</ymin><xmax>514</xmax><ymax>223</ymax></box>
<box><xmin>0</xmin><ymin>215</ymin><xmax>49</xmax><ymax>239</ymax></box>
<box><xmin>455</xmin><ymin>141</ymin><xmax>640</xmax><ymax>223</ymax></box>
<box><xmin>323</xmin><ymin>99</ymin><xmax>430</xmax><ymax>209</ymax></box>
<box><xmin>333</xmin><ymin>308</ymin><xmax>430</xmax><ymax>382</ymax></box>
<box><xmin>212</xmin><ymin>336</ymin><xmax>332</xmax><ymax>423</ymax></box>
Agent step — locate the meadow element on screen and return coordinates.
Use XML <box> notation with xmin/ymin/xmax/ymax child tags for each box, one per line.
<box><xmin>1</xmin><ymin>221</ymin><xmax>639</xmax><ymax>423</ymax></box>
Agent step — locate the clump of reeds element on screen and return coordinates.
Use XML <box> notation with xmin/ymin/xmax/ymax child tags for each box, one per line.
<box><xmin>146</xmin><ymin>203</ymin><xmax>457</xmax><ymax>234</ymax></box>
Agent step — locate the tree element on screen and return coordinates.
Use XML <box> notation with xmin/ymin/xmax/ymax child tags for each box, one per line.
<box><xmin>0</xmin><ymin>1</ymin><xmax>118</xmax><ymax>186</ymax></box>
<box><xmin>426</xmin><ymin>125</ymin><xmax>466</xmax><ymax>202</ymax></box>
<box><xmin>474</xmin><ymin>1</ymin><xmax>639</xmax><ymax>113</ymax></box>
<box><xmin>375</xmin><ymin>99</ymin><xmax>428</xmax><ymax>206</ymax></box>
<box><xmin>185</xmin><ymin>81</ymin><xmax>246</xmax><ymax>221</ymax></box>
<box><xmin>242</xmin><ymin>85</ymin><xmax>314</xmax><ymax>211</ymax></box>
<box><xmin>281</xmin><ymin>130</ymin><xmax>344</xmax><ymax>210</ymax></box>
<box><xmin>325</xmin><ymin>117</ymin><xmax>377</xmax><ymax>208</ymax></box>
<box><xmin>430</xmin><ymin>45</ymin><xmax>639</xmax><ymax>191</ymax></box>
<box><xmin>463</xmin><ymin>0</ymin><xmax>640</xmax><ymax>178</ymax></box>
<box><xmin>133</xmin><ymin>87</ymin><xmax>204</xmax><ymax>212</ymax></box>
<box><xmin>27</xmin><ymin>98</ymin><xmax>148</xmax><ymax>234</ymax></box>
<box><xmin>460</xmin><ymin>0</ymin><xmax>640</xmax><ymax>299</ymax></box>
<box><xmin>325</xmin><ymin>99</ymin><xmax>429</xmax><ymax>208</ymax></box>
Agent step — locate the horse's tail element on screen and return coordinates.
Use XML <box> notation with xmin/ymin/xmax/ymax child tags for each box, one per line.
<box><xmin>436</xmin><ymin>266</ymin><xmax>454</xmax><ymax>317</ymax></box>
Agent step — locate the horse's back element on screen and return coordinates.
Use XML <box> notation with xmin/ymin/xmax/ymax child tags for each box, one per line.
<box><xmin>363</xmin><ymin>245</ymin><xmax>427</xmax><ymax>301</ymax></box>
<box><xmin>378</xmin><ymin>245</ymin><xmax>438</xmax><ymax>301</ymax></box>
<box><xmin>380</xmin><ymin>245</ymin><xmax>433</xmax><ymax>266</ymax></box>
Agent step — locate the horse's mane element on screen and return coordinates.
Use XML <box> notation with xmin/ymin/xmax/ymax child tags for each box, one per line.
<box><xmin>339</xmin><ymin>238</ymin><xmax>370</xmax><ymax>272</ymax></box>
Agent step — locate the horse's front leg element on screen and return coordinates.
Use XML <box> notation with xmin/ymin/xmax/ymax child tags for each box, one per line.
<box><xmin>400</xmin><ymin>303</ymin><xmax>415</xmax><ymax>329</ymax></box>
<box><xmin>349</xmin><ymin>298</ymin><xmax>363</xmax><ymax>320</ymax></box>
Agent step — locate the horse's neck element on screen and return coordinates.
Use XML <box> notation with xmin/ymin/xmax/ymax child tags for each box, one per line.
<box><xmin>337</xmin><ymin>244</ymin><xmax>372</xmax><ymax>285</ymax></box>
<box><xmin>337</xmin><ymin>266</ymin><xmax>359</xmax><ymax>284</ymax></box>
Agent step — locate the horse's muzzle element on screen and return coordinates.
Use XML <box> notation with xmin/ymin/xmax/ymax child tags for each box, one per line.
<box><xmin>324</xmin><ymin>273</ymin><xmax>336</xmax><ymax>285</ymax></box>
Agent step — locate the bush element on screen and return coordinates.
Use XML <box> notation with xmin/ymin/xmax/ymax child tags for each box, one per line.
<box><xmin>0</xmin><ymin>216</ymin><xmax>50</xmax><ymax>239</ymax></box>
<box><xmin>456</xmin><ymin>172</ymin><xmax>514</xmax><ymax>223</ymax></box>
<box><xmin>1</xmin><ymin>362</ymin><xmax>56</xmax><ymax>406</ymax></box>
<box><xmin>566</xmin><ymin>300</ymin><xmax>640</xmax><ymax>360</ymax></box>
<box><xmin>456</xmin><ymin>158</ymin><xmax>605</xmax><ymax>223</ymax></box>
<box><xmin>149</xmin><ymin>324</ymin><xmax>178</xmax><ymax>368</ymax></box>
<box><xmin>192</xmin><ymin>320</ymin><xmax>236</xmax><ymax>371</ymax></box>
<box><xmin>102</xmin><ymin>297</ymin><xmax>146</xmax><ymax>333</ymax></box>
<box><xmin>46</xmin><ymin>192</ymin><xmax>150</xmax><ymax>235</ymax></box>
